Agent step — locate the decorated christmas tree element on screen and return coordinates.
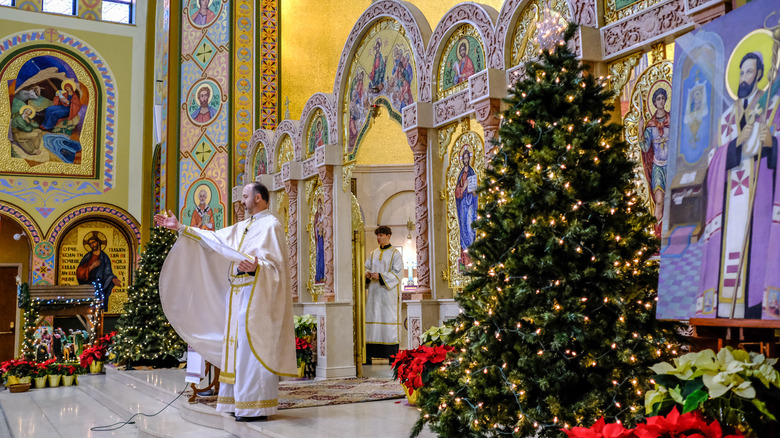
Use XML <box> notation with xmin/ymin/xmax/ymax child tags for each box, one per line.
<box><xmin>112</xmin><ymin>226</ymin><xmax>186</xmax><ymax>367</ymax></box>
<box><xmin>412</xmin><ymin>25</ymin><xmax>684</xmax><ymax>438</ymax></box>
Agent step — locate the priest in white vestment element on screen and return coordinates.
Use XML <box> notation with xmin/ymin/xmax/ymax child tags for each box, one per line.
<box><xmin>364</xmin><ymin>225</ymin><xmax>404</xmax><ymax>363</ymax></box>
<box><xmin>155</xmin><ymin>182</ymin><xmax>297</xmax><ymax>422</ymax></box>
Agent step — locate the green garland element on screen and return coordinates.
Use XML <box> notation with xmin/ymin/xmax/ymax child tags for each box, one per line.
<box><xmin>18</xmin><ymin>283</ymin><xmax>39</xmax><ymax>361</ymax></box>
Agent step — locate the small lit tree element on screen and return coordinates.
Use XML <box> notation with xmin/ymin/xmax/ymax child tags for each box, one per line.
<box><xmin>112</xmin><ymin>226</ymin><xmax>185</xmax><ymax>367</ymax></box>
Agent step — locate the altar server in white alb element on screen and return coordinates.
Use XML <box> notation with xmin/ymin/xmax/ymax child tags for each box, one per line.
<box><xmin>364</xmin><ymin>225</ymin><xmax>404</xmax><ymax>363</ymax></box>
<box><xmin>155</xmin><ymin>182</ymin><xmax>296</xmax><ymax>422</ymax></box>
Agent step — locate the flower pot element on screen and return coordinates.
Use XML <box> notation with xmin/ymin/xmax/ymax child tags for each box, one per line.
<box><xmin>5</xmin><ymin>375</ymin><xmax>20</xmax><ymax>386</ymax></box>
<box><xmin>33</xmin><ymin>376</ymin><xmax>47</xmax><ymax>388</ymax></box>
<box><xmin>18</xmin><ymin>376</ymin><xmax>31</xmax><ymax>384</ymax></box>
<box><xmin>297</xmin><ymin>362</ymin><xmax>306</xmax><ymax>378</ymax></box>
<box><xmin>62</xmin><ymin>375</ymin><xmax>75</xmax><ymax>386</ymax></box>
<box><xmin>48</xmin><ymin>374</ymin><xmax>62</xmax><ymax>387</ymax></box>
<box><xmin>402</xmin><ymin>384</ymin><xmax>419</xmax><ymax>406</ymax></box>
<box><xmin>89</xmin><ymin>361</ymin><xmax>104</xmax><ymax>374</ymax></box>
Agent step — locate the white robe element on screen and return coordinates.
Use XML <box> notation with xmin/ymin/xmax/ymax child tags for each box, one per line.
<box><xmin>160</xmin><ymin>210</ymin><xmax>297</xmax><ymax>417</ymax></box>
<box><xmin>364</xmin><ymin>245</ymin><xmax>403</xmax><ymax>345</ymax></box>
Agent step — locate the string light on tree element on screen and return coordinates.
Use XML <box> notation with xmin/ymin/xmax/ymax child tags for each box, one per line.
<box><xmin>113</xmin><ymin>226</ymin><xmax>186</xmax><ymax>366</ymax></box>
<box><xmin>408</xmin><ymin>24</ymin><xmax>684</xmax><ymax>438</ymax></box>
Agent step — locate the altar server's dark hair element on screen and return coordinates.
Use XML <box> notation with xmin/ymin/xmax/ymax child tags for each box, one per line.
<box><xmin>375</xmin><ymin>225</ymin><xmax>392</xmax><ymax>235</ymax></box>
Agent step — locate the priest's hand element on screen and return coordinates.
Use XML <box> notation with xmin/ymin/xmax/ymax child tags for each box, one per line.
<box><xmin>364</xmin><ymin>270</ymin><xmax>372</xmax><ymax>279</ymax></box>
<box><xmin>154</xmin><ymin>210</ymin><xmax>180</xmax><ymax>230</ymax></box>
<box><xmin>238</xmin><ymin>256</ymin><xmax>259</xmax><ymax>274</ymax></box>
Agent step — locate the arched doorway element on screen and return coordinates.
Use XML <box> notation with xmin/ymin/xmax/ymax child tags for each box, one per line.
<box><xmin>0</xmin><ymin>214</ymin><xmax>32</xmax><ymax>361</ymax></box>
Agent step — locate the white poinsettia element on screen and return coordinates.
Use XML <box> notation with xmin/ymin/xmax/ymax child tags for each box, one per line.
<box><xmin>650</xmin><ymin>347</ymin><xmax>780</xmax><ymax>401</ymax></box>
<box><xmin>650</xmin><ymin>349</ymin><xmax>718</xmax><ymax>380</ymax></box>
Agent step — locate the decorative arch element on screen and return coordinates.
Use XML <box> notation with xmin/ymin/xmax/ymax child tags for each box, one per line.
<box><xmin>436</xmin><ymin>25</ymin><xmax>488</xmax><ymax>100</ymax></box>
<box><xmin>496</xmin><ymin>0</ymin><xmax>575</xmax><ymax>69</ymax></box>
<box><xmin>424</xmin><ymin>3</ymin><xmax>498</xmax><ymax>101</ymax></box>
<box><xmin>52</xmin><ymin>208</ymin><xmax>139</xmax><ymax>313</ymax></box>
<box><xmin>333</xmin><ymin>0</ymin><xmax>431</xmax><ymax>148</ymax></box>
<box><xmin>298</xmin><ymin>93</ymin><xmax>337</xmax><ymax>151</ymax></box>
<box><xmin>376</xmin><ymin>189</ymin><xmax>415</xmax><ymax>226</ymax></box>
<box><xmin>0</xmin><ymin>201</ymin><xmax>43</xmax><ymax>244</ymax></box>
<box><xmin>246</xmin><ymin>129</ymin><xmax>273</xmax><ymax>183</ymax></box>
<box><xmin>271</xmin><ymin>120</ymin><xmax>300</xmax><ymax>171</ymax></box>
<box><xmin>303</xmin><ymin>109</ymin><xmax>329</xmax><ymax>160</ymax></box>
<box><xmin>340</xmin><ymin>18</ymin><xmax>419</xmax><ymax>162</ymax></box>
<box><xmin>48</xmin><ymin>204</ymin><xmax>141</xmax><ymax>247</ymax></box>
<box><xmin>275</xmin><ymin>134</ymin><xmax>295</xmax><ymax>173</ymax></box>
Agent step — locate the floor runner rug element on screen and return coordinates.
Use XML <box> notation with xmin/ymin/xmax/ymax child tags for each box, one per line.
<box><xmin>193</xmin><ymin>377</ymin><xmax>405</xmax><ymax>410</ymax></box>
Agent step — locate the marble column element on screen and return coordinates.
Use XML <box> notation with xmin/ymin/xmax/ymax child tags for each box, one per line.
<box><xmin>473</xmin><ymin>98</ymin><xmax>501</xmax><ymax>158</ymax></box>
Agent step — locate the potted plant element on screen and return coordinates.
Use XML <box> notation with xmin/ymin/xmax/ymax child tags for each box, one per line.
<box><xmin>645</xmin><ymin>347</ymin><xmax>780</xmax><ymax>437</ymax></box>
<box><xmin>391</xmin><ymin>344</ymin><xmax>455</xmax><ymax>405</ymax></box>
<box><xmin>563</xmin><ymin>407</ymin><xmax>744</xmax><ymax>438</ymax></box>
<box><xmin>1</xmin><ymin>358</ymin><xmax>35</xmax><ymax>386</ymax></box>
<box><xmin>294</xmin><ymin>314</ymin><xmax>317</xmax><ymax>377</ymax></box>
<box><xmin>294</xmin><ymin>315</ymin><xmax>316</xmax><ymax>343</ymax></box>
<box><xmin>32</xmin><ymin>359</ymin><xmax>54</xmax><ymax>388</ymax></box>
<box><xmin>47</xmin><ymin>362</ymin><xmax>64</xmax><ymax>387</ymax></box>
<box><xmin>390</xmin><ymin>324</ymin><xmax>457</xmax><ymax>405</ymax></box>
<box><xmin>60</xmin><ymin>364</ymin><xmax>82</xmax><ymax>386</ymax></box>
<box><xmin>79</xmin><ymin>331</ymin><xmax>116</xmax><ymax>373</ymax></box>
<box><xmin>295</xmin><ymin>336</ymin><xmax>314</xmax><ymax>378</ymax></box>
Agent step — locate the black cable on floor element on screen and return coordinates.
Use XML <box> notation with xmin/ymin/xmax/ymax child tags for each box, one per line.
<box><xmin>90</xmin><ymin>382</ymin><xmax>189</xmax><ymax>432</ymax></box>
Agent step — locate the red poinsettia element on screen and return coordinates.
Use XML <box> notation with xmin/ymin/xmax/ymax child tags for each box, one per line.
<box><xmin>1</xmin><ymin>358</ymin><xmax>35</xmax><ymax>377</ymax></box>
<box><xmin>563</xmin><ymin>417</ymin><xmax>634</xmax><ymax>438</ymax></box>
<box><xmin>31</xmin><ymin>359</ymin><xmax>57</xmax><ymax>377</ymax></box>
<box><xmin>633</xmin><ymin>407</ymin><xmax>743</xmax><ymax>438</ymax></box>
<box><xmin>391</xmin><ymin>344</ymin><xmax>455</xmax><ymax>391</ymax></box>
<box><xmin>78</xmin><ymin>331</ymin><xmax>116</xmax><ymax>368</ymax></box>
<box><xmin>295</xmin><ymin>336</ymin><xmax>314</xmax><ymax>366</ymax></box>
<box><xmin>562</xmin><ymin>408</ymin><xmax>744</xmax><ymax>438</ymax></box>
<box><xmin>98</xmin><ymin>331</ymin><xmax>118</xmax><ymax>345</ymax></box>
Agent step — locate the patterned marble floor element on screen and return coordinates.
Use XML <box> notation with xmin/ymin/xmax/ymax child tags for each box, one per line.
<box><xmin>0</xmin><ymin>363</ymin><xmax>436</xmax><ymax>438</ymax></box>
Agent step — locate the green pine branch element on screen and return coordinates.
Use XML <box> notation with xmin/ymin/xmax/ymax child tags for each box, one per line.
<box><xmin>112</xmin><ymin>226</ymin><xmax>186</xmax><ymax>365</ymax></box>
<box><xmin>412</xmin><ymin>25</ymin><xmax>685</xmax><ymax>438</ymax></box>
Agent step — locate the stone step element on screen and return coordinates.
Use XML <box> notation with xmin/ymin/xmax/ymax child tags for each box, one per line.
<box><xmin>77</xmin><ymin>372</ymin><xmax>235</xmax><ymax>438</ymax></box>
<box><xmin>101</xmin><ymin>366</ymin><xmax>290</xmax><ymax>438</ymax></box>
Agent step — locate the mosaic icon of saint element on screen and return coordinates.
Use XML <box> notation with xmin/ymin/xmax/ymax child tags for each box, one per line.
<box><xmin>190</xmin><ymin>84</ymin><xmax>218</xmax><ymax>124</ymax></box>
<box><xmin>451</xmin><ymin>39</ymin><xmax>475</xmax><ymax>85</ymax></box>
<box><xmin>191</xmin><ymin>0</ymin><xmax>216</xmax><ymax>26</ymax></box>
<box><xmin>638</xmin><ymin>86</ymin><xmax>670</xmax><ymax>237</ymax></box>
<box><xmin>191</xmin><ymin>186</ymin><xmax>215</xmax><ymax>230</ymax></box>
<box><xmin>454</xmin><ymin>148</ymin><xmax>478</xmax><ymax>269</ymax></box>
<box><xmin>76</xmin><ymin>231</ymin><xmax>121</xmax><ymax>311</ymax></box>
